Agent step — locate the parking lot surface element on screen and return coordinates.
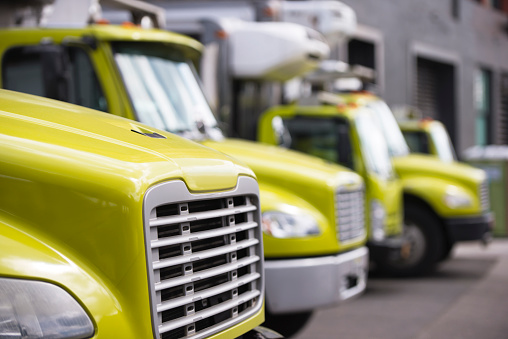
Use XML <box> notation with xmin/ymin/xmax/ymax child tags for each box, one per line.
<box><xmin>294</xmin><ymin>239</ymin><xmax>508</xmax><ymax>339</ymax></box>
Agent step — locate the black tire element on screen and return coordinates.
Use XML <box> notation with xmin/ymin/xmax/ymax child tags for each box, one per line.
<box><xmin>378</xmin><ymin>203</ymin><xmax>444</xmax><ymax>277</ymax></box>
<box><xmin>263</xmin><ymin>309</ymin><xmax>313</xmax><ymax>338</ymax></box>
<box><xmin>439</xmin><ymin>241</ymin><xmax>455</xmax><ymax>262</ymax></box>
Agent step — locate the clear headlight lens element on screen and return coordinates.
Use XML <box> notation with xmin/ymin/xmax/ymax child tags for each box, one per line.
<box><xmin>444</xmin><ymin>188</ymin><xmax>473</xmax><ymax>209</ymax></box>
<box><xmin>370</xmin><ymin>199</ymin><xmax>386</xmax><ymax>242</ymax></box>
<box><xmin>262</xmin><ymin>211</ymin><xmax>320</xmax><ymax>238</ymax></box>
<box><xmin>0</xmin><ymin>277</ymin><xmax>94</xmax><ymax>339</ymax></box>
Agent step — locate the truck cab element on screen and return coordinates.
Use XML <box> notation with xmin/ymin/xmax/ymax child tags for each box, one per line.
<box><xmin>0</xmin><ymin>89</ymin><xmax>267</xmax><ymax>338</ymax></box>
<box><xmin>398</xmin><ymin>118</ymin><xmax>457</xmax><ymax>163</ymax></box>
<box><xmin>337</xmin><ymin>92</ymin><xmax>493</xmax><ymax>275</ymax></box>
<box><xmin>259</xmin><ymin>97</ymin><xmax>404</xmax><ymax>271</ymax></box>
<box><xmin>0</xmin><ymin>24</ymin><xmax>369</xmax><ymax>336</ymax></box>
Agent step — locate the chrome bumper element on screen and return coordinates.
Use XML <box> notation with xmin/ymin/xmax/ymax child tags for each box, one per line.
<box><xmin>265</xmin><ymin>246</ymin><xmax>369</xmax><ymax>314</ymax></box>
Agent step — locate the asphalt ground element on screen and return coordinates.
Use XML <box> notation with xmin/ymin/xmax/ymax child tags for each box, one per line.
<box><xmin>293</xmin><ymin>239</ymin><xmax>508</xmax><ymax>339</ymax></box>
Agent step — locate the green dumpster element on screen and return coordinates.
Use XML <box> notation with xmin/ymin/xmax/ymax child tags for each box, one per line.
<box><xmin>463</xmin><ymin>145</ymin><xmax>508</xmax><ymax>237</ymax></box>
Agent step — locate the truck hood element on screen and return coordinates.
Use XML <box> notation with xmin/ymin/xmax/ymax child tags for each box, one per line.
<box><xmin>0</xmin><ymin>90</ymin><xmax>254</xmax><ymax>192</ymax></box>
<box><xmin>393</xmin><ymin>154</ymin><xmax>486</xmax><ymax>187</ymax></box>
<box><xmin>202</xmin><ymin>138</ymin><xmax>362</xmax><ymax>191</ymax></box>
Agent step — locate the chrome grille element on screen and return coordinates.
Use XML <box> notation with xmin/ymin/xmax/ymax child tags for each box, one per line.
<box><xmin>335</xmin><ymin>187</ymin><xmax>365</xmax><ymax>243</ymax></box>
<box><xmin>143</xmin><ymin>177</ymin><xmax>263</xmax><ymax>339</ymax></box>
<box><xmin>479</xmin><ymin>180</ymin><xmax>490</xmax><ymax>211</ymax></box>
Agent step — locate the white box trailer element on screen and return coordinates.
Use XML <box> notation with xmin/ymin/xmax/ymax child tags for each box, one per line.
<box><xmin>193</xmin><ymin>17</ymin><xmax>329</xmax><ymax>138</ymax></box>
<box><xmin>146</xmin><ymin>0</ymin><xmax>357</xmax><ymax>48</ymax></box>
<box><xmin>207</xmin><ymin>18</ymin><xmax>330</xmax><ymax>81</ymax></box>
<box><xmin>1</xmin><ymin>0</ymin><xmax>165</xmax><ymax>29</ymax></box>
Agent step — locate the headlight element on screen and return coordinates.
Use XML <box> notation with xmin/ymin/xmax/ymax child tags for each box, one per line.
<box><xmin>262</xmin><ymin>211</ymin><xmax>320</xmax><ymax>238</ymax></box>
<box><xmin>444</xmin><ymin>188</ymin><xmax>473</xmax><ymax>209</ymax></box>
<box><xmin>0</xmin><ymin>277</ymin><xmax>94</xmax><ymax>339</ymax></box>
<box><xmin>370</xmin><ymin>199</ymin><xmax>386</xmax><ymax>241</ymax></box>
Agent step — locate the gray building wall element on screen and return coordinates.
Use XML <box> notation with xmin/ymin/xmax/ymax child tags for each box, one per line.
<box><xmin>338</xmin><ymin>0</ymin><xmax>508</xmax><ymax>154</ymax></box>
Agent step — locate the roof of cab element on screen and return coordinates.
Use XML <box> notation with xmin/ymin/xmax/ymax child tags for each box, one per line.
<box><xmin>0</xmin><ymin>24</ymin><xmax>202</xmax><ymax>57</ymax></box>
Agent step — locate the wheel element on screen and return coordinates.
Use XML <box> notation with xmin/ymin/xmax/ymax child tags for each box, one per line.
<box><xmin>439</xmin><ymin>241</ymin><xmax>455</xmax><ymax>262</ymax></box>
<box><xmin>263</xmin><ymin>309</ymin><xmax>313</xmax><ymax>338</ymax></box>
<box><xmin>240</xmin><ymin>326</ymin><xmax>284</xmax><ymax>339</ymax></box>
<box><xmin>378</xmin><ymin>203</ymin><xmax>444</xmax><ymax>276</ymax></box>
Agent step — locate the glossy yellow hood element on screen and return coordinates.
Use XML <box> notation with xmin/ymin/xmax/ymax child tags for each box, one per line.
<box><xmin>393</xmin><ymin>154</ymin><xmax>485</xmax><ymax>188</ymax></box>
<box><xmin>203</xmin><ymin>138</ymin><xmax>362</xmax><ymax>190</ymax></box>
<box><xmin>0</xmin><ymin>90</ymin><xmax>254</xmax><ymax>192</ymax></box>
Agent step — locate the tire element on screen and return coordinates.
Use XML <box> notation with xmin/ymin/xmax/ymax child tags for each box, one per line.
<box><xmin>378</xmin><ymin>203</ymin><xmax>444</xmax><ymax>277</ymax></box>
<box><xmin>240</xmin><ymin>326</ymin><xmax>284</xmax><ymax>339</ymax></box>
<box><xmin>263</xmin><ymin>309</ymin><xmax>313</xmax><ymax>338</ymax></box>
<box><xmin>439</xmin><ymin>241</ymin><xmax>455</xmax><ymax>262</ymax></box>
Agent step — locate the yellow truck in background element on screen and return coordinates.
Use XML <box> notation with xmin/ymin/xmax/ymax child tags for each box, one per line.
<box><xmin>398</xmin><ymin>117</ymin><xmax>457</xmax><ymax>163</ymax></box>
<box><xmin>0</xmin><ymin>24</ymin><xmax>369</xmax><ymax>336</ymax></box>
<box><xmin>342</xmin><ymin>93</ymin><xmax>492</xmax><ymax>271</ymax></box>
<box><xmin>259</xmin><ymin>96</ymin><xmax>404</xmax><ymax>272</ymax></box>
<box><xmin>0</xmin><ymin>89</ymin><xmax>268</xmax><ymax>338</ymax></box>
<box><xmin>260</xmin><ymin>90</ymin><xmax>493</xmax><ymax>276</ymax></box>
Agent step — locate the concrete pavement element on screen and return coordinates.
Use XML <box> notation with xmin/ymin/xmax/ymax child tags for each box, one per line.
<box><xmin>293</xmin><ymin>239</ymin><xmax>508</xmax><ymax>339</ymax></box>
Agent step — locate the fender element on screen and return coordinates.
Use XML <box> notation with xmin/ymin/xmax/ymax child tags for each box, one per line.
<box><xmin>400</xmin><ymin>176</ymin><xmax>481</xmax><ymax>218</ymax></box>
<box><xmin>0</xmin><ymin>213</ymin><xmax>150</xmax><ymax>338</ymax></box>
<box><xmin>259</xmin><ymin>182</ymin><xmax>364</xmax><ymax>257</ymax></box>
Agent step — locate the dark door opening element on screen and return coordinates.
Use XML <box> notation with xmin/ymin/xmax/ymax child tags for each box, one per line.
<box><xmin>415</xmin><ymin>57</ymin><xmax>456</xmax><ymax>146</ymax></box>
<box><xmin>500</xmin><ymin>73</ymin><xmax>508</xmax><ymax>144</ymax></box>
<box><xmin>348</xmin><ymin>38</ymin><xmax>376</xmax><ymax>84</ymax></box>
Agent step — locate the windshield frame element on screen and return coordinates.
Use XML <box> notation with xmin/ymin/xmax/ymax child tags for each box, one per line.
<box><xmin>353</xmin><ymin>108</ymin><xmax>395</xmax><ymax>180</ymax></box>
<box><xmin>429</xmin><ymin>122</ymin><xmax>457</xmax><ymax>162</ymax></box>
<box><xmin>110</xmin><ymin>41</ymin><xmax>223</xmax><ymax>141</ymax></box>
<box><xmin>366</xmin><ymin>100</ymin><xmax>410</xmax><ymax>158</ymax></box>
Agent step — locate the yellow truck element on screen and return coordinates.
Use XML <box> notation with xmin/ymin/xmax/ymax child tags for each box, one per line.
<box><xmin>0</xmin><ymin>25</ymin><xmax>369</xmax><ymax>336</ymax></box>
<box><xmin>259</xmin><ymin>97</ymin><xmax>404</xmax><ymax>273</ymax></box>
<box><xmin>260</xmin><ymin>91</ymin><xmax>493</xmax><ymax>276</ymax></box>
<box><xmin>0</xmin><ymin>89</ymin><xmax>269</xmax><ymax>338</ymax></box>
<box><xmin>398</xmin><ymin>117</ymin><xmax>457</xmax><ymax>163</ymax></box>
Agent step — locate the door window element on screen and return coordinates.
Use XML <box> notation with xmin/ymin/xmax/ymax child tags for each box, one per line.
<box><xmin>2</xmin><ymin>46</ymin><xmax>107</xmax><ymax>112</ymax></box>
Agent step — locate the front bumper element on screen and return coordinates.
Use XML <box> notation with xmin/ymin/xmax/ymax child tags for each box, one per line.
<box><xmin>367</xmin><ymin>236</ymin><xmax>404</xmax><ymax>261</ymax></box>
<box><xmin>264</xmin><ymin>247</ymin><xmax>368</xmax><ymax>314</ymax></box>
<box><xmin>444</xmin><ymin>212</ymin><xmax>494</xmax><ymax>242</ymax></box>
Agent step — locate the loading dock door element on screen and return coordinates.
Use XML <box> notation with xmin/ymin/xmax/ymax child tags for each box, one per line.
<box><xmin>500</xmin><ymin>74</ymin><xmax>508</xmax><ymax>145</ymax></box>
<box><xmin>348</xmin><ymin>38</ymin><xmax>376</xmax><ymax>83</ymax></box>
<box><xmin>415</xmin><ymin>57</ymin><xmax>456</xmax><ymax>146</ymax></box>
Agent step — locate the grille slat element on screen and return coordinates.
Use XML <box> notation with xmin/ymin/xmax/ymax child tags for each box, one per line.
<box><xmin>159</xmin><ymin>290</ymin><xmax>261</xmax><ymax>334</ymax></box>
<box><xmin>153</xmin><ymin>238</ymin><xmax>259</xmax><ymax>270</ymax></box>
<box><xmin>151</xmin><ymin>221</ymin><xmax>258</xmax><ymax>248</ymax></box>
<box><xmin>155</xmin><ymin>255</ymin><xmax>260</xmax><ymax>291</ymax></box>
<box><xmin>144</xmin><ymin>179</ymin><xmax>263</xmax><ymax>339</ymax></box>
<box><xmin>479</xmin><ymin>180</ymin><xmax>490</xmax><ymax>211</ymax></box>
<box><xmin>336</xmin><ymin>187</ymin><xmax>365</xmax><ymax>243</ymax></box>
<box><xmin>150</xmin><ymin>205</ymin><xmax>257</xmax><ymax>227</ymax></box>
<box><xmin>158</xmin><ymin>272</ymin><xmax>261</xmax><ymax>312</ymax></box>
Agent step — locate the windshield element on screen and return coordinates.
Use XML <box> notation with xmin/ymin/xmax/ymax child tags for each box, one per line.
<box><xmin>402</xmin><ymin>130</ymin><xmax>429</xmax><ymax>154</ymax></box>
<box><xmin>430</xmin><ymin>123</ymin><xmax>457</xmax><ymax>162</ymax></box>
<box><xmin>281</xmin><ymin>116</ymin><xmax>354</xmax><ymax>169</ymax></box>
<box><xmin>112</xmin><ymin>42</ymin><xmax>222</xmax><ymax>139</ymax></box>
<box><xmin>355</xmin><ymin>109</ymin><xmax>394</xmax><ymax>180</ymax></box>
<box><xmin>367</xmin><ymin>100</ymin><xmax>410</xmax><ymax>157</ymax></box>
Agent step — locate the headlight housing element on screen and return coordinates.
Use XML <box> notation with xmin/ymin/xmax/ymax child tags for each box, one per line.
<box><xmin>0</xmin><ymin>277</ymin><xmax>94</xmax><ymax>339</ymax></box>
<box><xmin>370</xmin><ymin>199</ymin><xmax>386</xmax><ymax>242</ymax></box>
<box><xmin>444</xmin><ymin>187</ymin><xmax>473</xmax><ymax>209</ymax></box>
<box><xmin>262</xmin><ymin>211</ymin><xmax>320</xmax><ymax>238</ymax></box>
